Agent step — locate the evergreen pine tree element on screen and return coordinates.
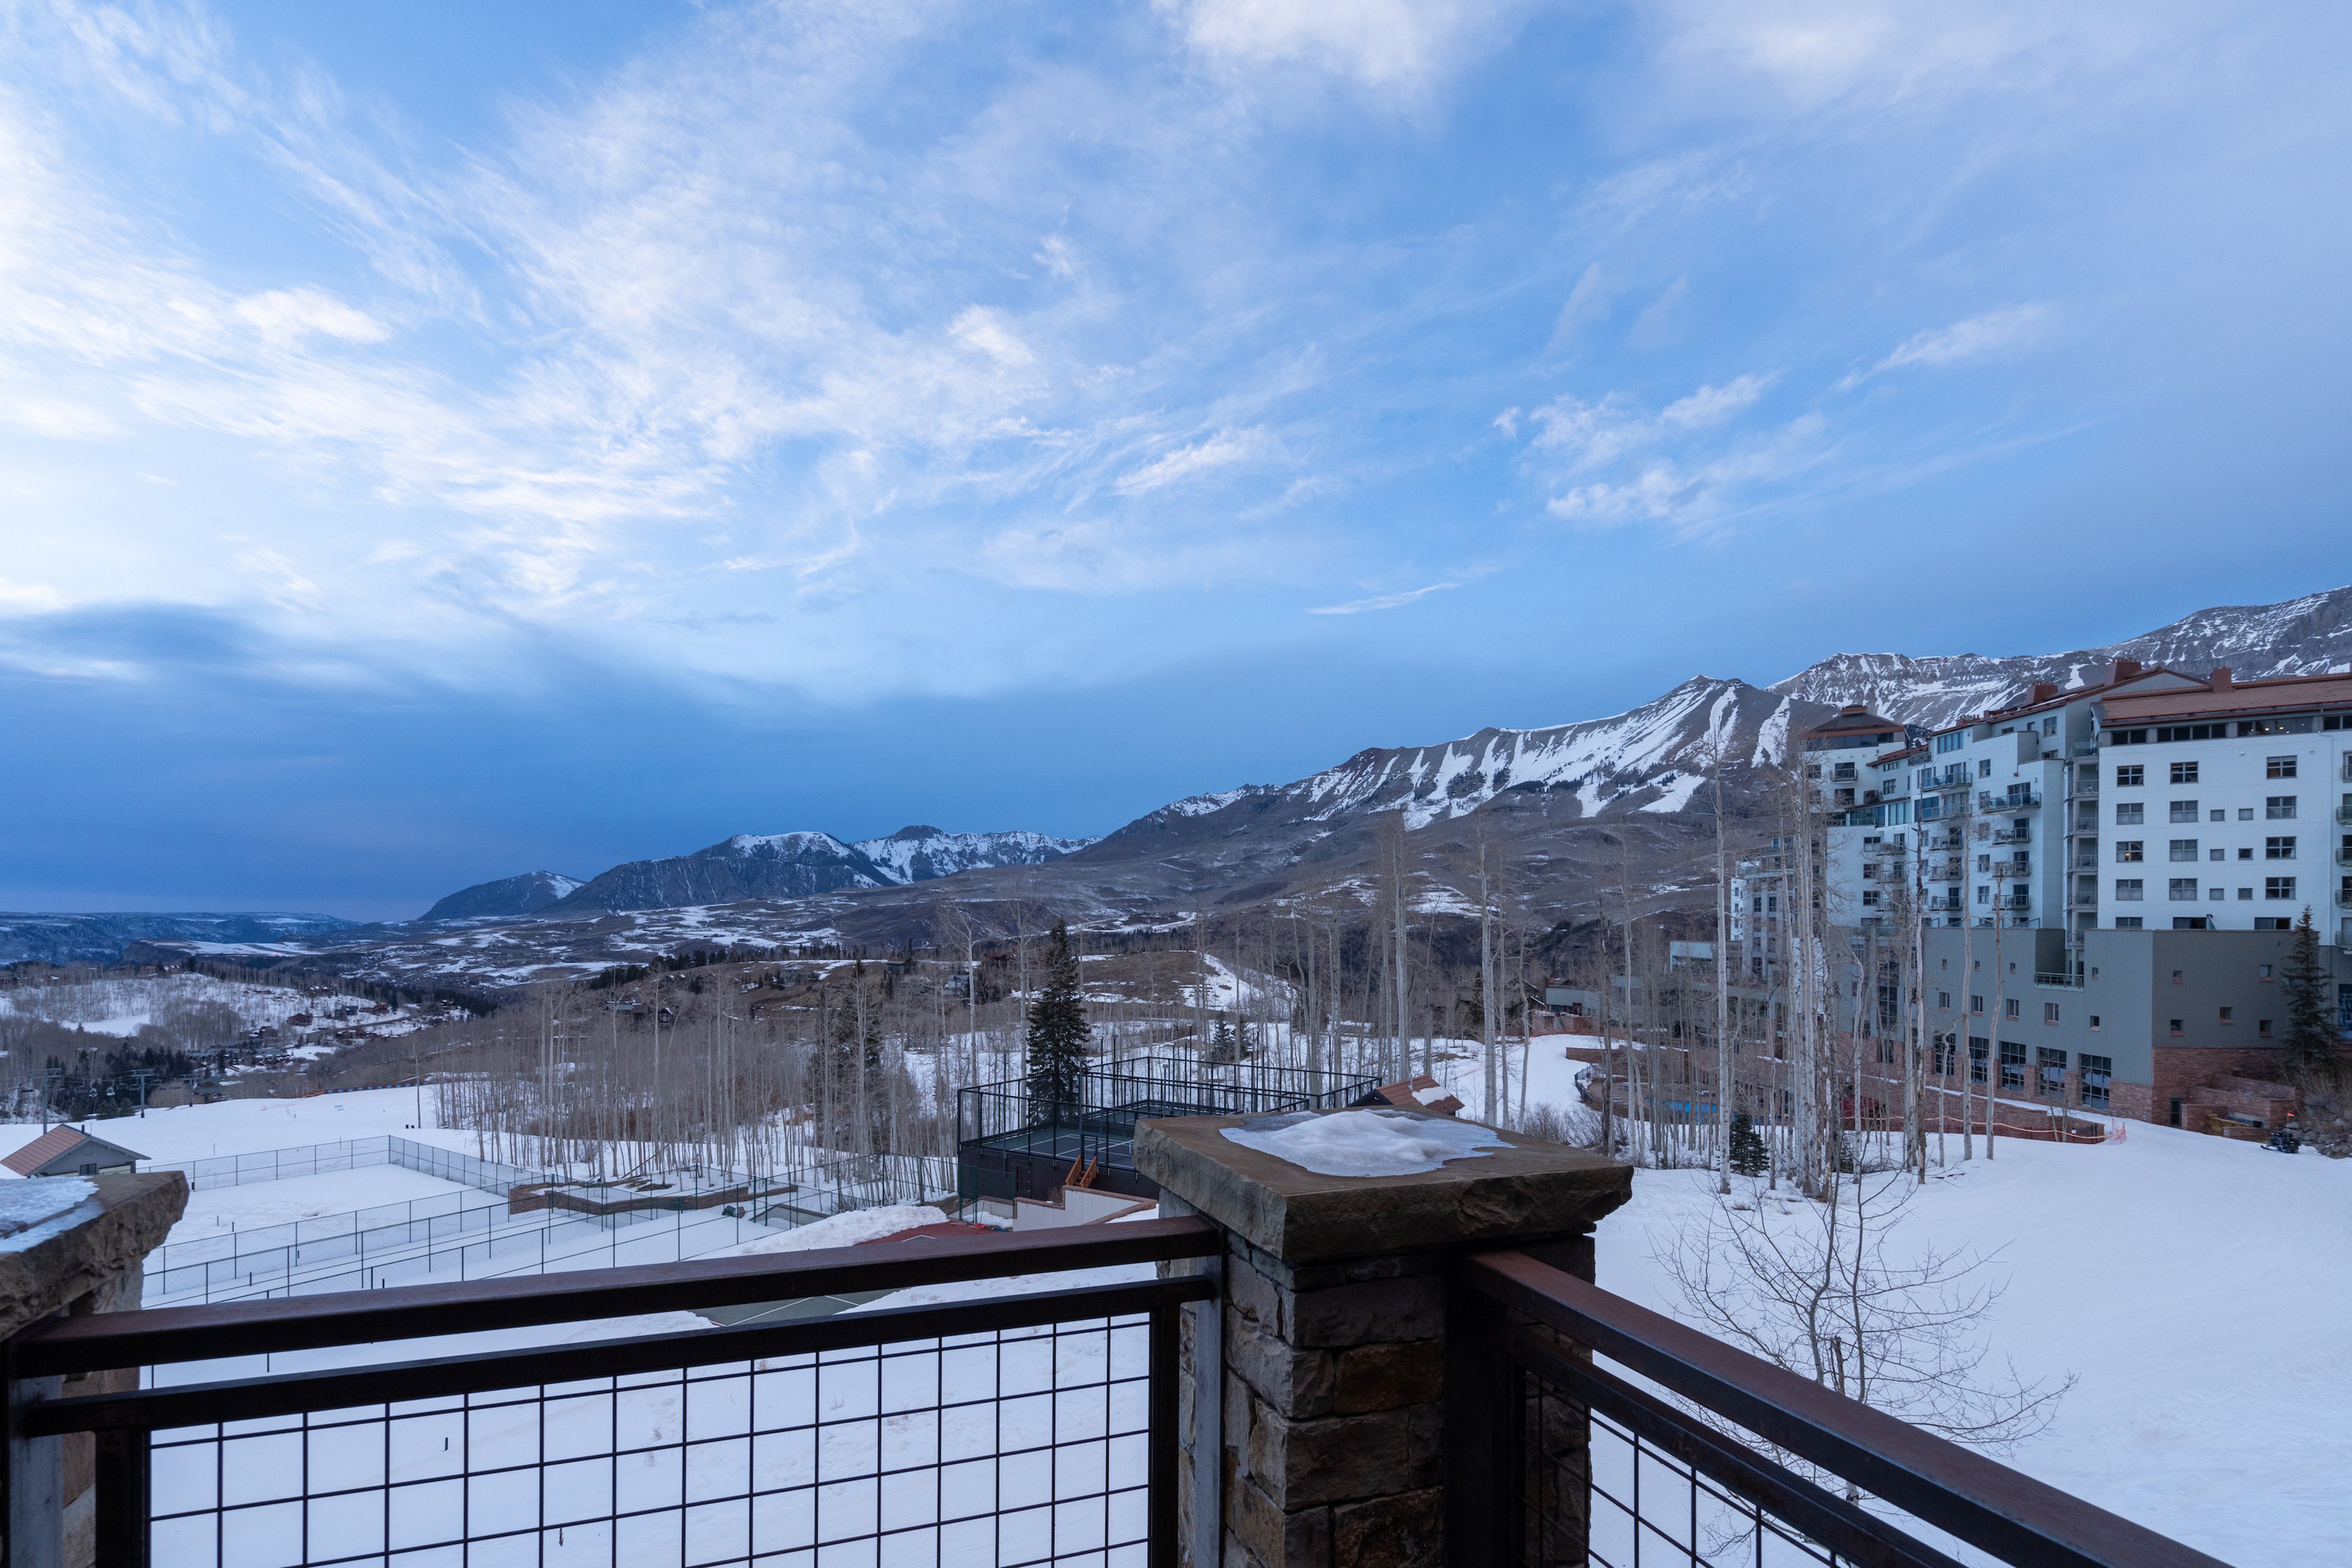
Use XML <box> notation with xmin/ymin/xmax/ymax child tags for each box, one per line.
<box><xmin>2280</xmin><ymin>908</ymin><xmax>2335</xmax><ymax>1073</ymax></box>
<box><xmin>1025</xmin><ymin>921</ymin><xmax>1091</xmax><ymax>1118</ymax></box>
<box><xmin>1728</xmin><ymin>1110</ymin><xmax>1769</xmax><ymax>1177</ymax></box>
<box><xmin>1207</xmin><ymin>1016</ymin><xmax>1237</xmax><ymax>1063</ymax></box>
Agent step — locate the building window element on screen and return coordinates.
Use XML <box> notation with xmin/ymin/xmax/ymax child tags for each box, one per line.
<box><xmin>1976</xmin><ymin>886</ymin><xmax>1989</xmax><ymax>904</ymax></box>
<box><xmin>2265</xmin><ymin>876</ymin><xmax>2296</xmax><ymax>899</ymax></box>
<box><xmin>2115</xmin><ymin>878</ymin><xmax>2143</xmax><ymax>900</ymax></box>
<box><xmin>2080</xmin><ymin>1054</ymin><xmax>2112</xmax><ymax>1107</ymax></box>
<box><xmin>2255</xmin><ymin>916</ymin><xmax>2292</xmax><ymax>930</ymax></box>
<box><xmin>2089</xmin><ymin>1014</ymin><xmax>2102</xmax><ymax>1028</ymax></box>
<box><xmin>2260</xmin><ymin>963</ymin><xmax>2274</xmax><ymax>979</ymax></box>
<box><xmin>2238</xmin><ymin>846</ymin><xmax>2253</xmax><ymax>859</ymax></box>
<box><xmin>2267</xmin><ymin>755</ymin><xmax>2297</xmax><ymax>779</ymax></box>
<box><xmin>2266</xmin><ymin>795</ymin><xmax>2297</xmax><ymax>820</ymax></box>
<box><xmin>2114</xmin><ymin>917</ymin><xmax>2142</xmax><ymax>929</ymax></box>
<box><xmin>2114</xmin><ymin>841</ymin><xmax>2143</xmax><ymax>862</ymax></box>
<box><xmin>1970</xmin><ymin>993</ymin><xmax>1985</xmax><ymax>1014</ymax></box>
<box><xmin>1933</xmin><ymin>1038</ymin><xmax>1955</xmax><ymax>1075</ymax></box>
<box><xmin>2115</xmin><ymin>801</ymin><xmax>2144</xmax><ymax>826</ymax></box>
<box><xmin>1979</xmin><ymin>759</ymin><xmax>1992</xmax><ymax>778</ymax></box>
<box><xmin>2169</xmin><ymin>839</ymin><xmax>2198</xmax><ymax>861</ymax></box>
<box><xmin>2043</xmin><ymin>1001</ymin><xmax>2060</xmax><ymax>1023</ymax></box>
<box><xmin>2239</xmin><ymin>888</ymin><xmax>2254</xmax><ymax>900</ymax></box>
<box><xmin>2168</xmin><ymin>878</ymin><xmax>2198</xmax><ymax>900</ymax></box>
<box><xmin>1999</xmin><ymin>1040</ymin><xmax>2026</xmax><ymax>1090</ymax></box>
<box><xmin>2005</xmin><ymin>998</ymin><xmax>2021</xmax><ymax>1019</ymax></box>
<box><xmin>2259</xmin><ymin>1019</ymin><xmax>2274</xmax><ymax>1038</ymax></box>
<box><xmin>1861</xmin><ymin>889</ymin><xmax>1881</xmax><ymax>907</ymax></box>
<box><xmin>1937</xmin><ymin>991</ymin><xmax>1951</xmax><ymax>1011</ymax></box>
<box><xmin>2219</xmin><ymin>1007</ymin><xmax>2234</xmax><ymax>1024</ymax></box>
<box><xmin>1969</xmin><ymin>1038</ymin><xmax>1989</xmax><ymax>1083</ymax></box>
<box><xmin>2169</xmin><ymin>1018</ymin><xmax>2184</xmax><ymax>1036</ymax></box>
<box><xmin>2266</xmin><ymin>837</ymin><xmax>2296</xmax><ymax>859</ymax></box>
<box><xmin>2169</xmin><ymin>800</ymin><xmax>2199</xmax><ymax>823</ymax></box>
<box><xmin>1936</xmin><ymin>731</ymin><xmax>1964</xmax><ymax>754</ymax></box>
<box><xmin>2171</xmin><ymin>761</ymin><xmax>2198</xmax><ymax>785</ymax></box>
<box><xmin>2115</xmin><ymin>764</ymin><xmax>2144</xmax><ymax>786</ymax></box>
<box><xmin>2037</xmin><ymin>1047</ymin><xmax>2067</xmax><ymax>1096</ymax></box>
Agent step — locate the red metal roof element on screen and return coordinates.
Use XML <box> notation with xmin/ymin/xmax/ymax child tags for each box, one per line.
<box><xmin>2</xmin><ymin>1126</ymin><xmax>115</xmax><ymax>1177</ymax></box>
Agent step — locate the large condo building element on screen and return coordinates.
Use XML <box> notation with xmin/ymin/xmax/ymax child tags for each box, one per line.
<box><xmin>1778</xmin><ymin>666</ymin><xmax>2352</xmax><ymax>1129</ymax></box>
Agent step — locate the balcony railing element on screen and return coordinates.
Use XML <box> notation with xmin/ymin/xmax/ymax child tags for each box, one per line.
<box><xmin>1457</xmin><ymin>1252</ymin><xmax>2224</xmax><ymax>1568</ymax></box>
<box><xmin>13</xmin><ymin>1220</ymin><xmax>1219</xmax><ymax>1568</ymax></box>
<box><xmin>1994</xmin><ymin>826</ymin><xmax>2032</xmax><ymax>845</ymax></box>
<box><xmin>1981</xmin><ymin>791</ymin><xmax>2041</xmax><ymax>813</ymax></box>
<box><xmin>2035</xmin><ymin>971</ymin><xmax>2086</xmax><ymax>987</ymax></box>
<box><xmin>3</xmin><ymin>1211</ymin><xmax>2236</xmax><ymax>1568</ymax></box>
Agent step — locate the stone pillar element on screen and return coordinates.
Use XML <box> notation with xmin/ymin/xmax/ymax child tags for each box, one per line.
<box><xmin>1136</xmin><ymin>1113</ymin><xmax>1629</xmax><ymax>1568</ymax></box>
<box><xmin>2</xmin><ymin>1172</ymin><xmax>188</xmax><ymax>1568</ymax></box>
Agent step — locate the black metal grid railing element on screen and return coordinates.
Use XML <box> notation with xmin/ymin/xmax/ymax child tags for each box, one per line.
<box><xmin>145</xmin><ymin>1314</ymin><xmax>1158</xmax><ymax>1567</ymax></box>
<box><xmin>956</xmin><ymin>1058</ymin><xmax>1379</xmax><ymax>1197</ymax></box>
<box><xmin>1455</xmin><ymin>1251</ymin><xmax>2231</xmax><ymax>1568</ymax></box>
<box><xmin>12</xmin><ymin>1219</ymin><xmax>1218</xmax><ymax>1568</ymax></box>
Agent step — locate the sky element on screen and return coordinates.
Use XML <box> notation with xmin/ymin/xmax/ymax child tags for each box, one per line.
<box><xmin>2</xmin><ymin>0</ymin><xmax>2349</xmax><ymax>919</ymax></box>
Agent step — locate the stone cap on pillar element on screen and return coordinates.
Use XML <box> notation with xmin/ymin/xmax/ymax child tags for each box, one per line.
<box><xmin>0</xmin><ymin>1171</ymin><xmax>188</xmax><ymax>1339</ymax></box>
<box><xmin>1133</xmin><ymin>1111</ymin><xmax>1629</xmax><ymax>1265</ymax></box>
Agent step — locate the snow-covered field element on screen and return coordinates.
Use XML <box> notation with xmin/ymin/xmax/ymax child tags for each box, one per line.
<box><xmin>1405</xmin><ymin>1033</ymin><xmax>2348</xmax><ymax>1563</ymax></box>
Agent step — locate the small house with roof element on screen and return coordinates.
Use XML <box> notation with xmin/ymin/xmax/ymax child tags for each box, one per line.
<box><xmin>2</xmin><ymin>1126</ymin><xmax>146</xmax><ymax>1179</ymax></box>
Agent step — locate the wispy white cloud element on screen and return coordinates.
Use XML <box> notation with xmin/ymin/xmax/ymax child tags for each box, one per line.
<box><xmin>1163</xmin><ymin>0</ymin><xmax>1531</xmax><ymax>98</ymax></box>
<box><xmin>1520</xmin><ymin>374</ymin><xmax>1818</xmax><ymax>534</ymax></box>
<box><xmin>1306</xmin><ymin>579</ymin><xmax>1466</xmax><ymax>615</ymax></box>
<box><xmin>1844</xmin><ymin>304</ymin><xmax>2051</xmax><ymax>386</ymax></box>
<box><xmin>1114</xmin><ymin>428</ymin><xmax>1270</xmax><ymax>495</ymax></box>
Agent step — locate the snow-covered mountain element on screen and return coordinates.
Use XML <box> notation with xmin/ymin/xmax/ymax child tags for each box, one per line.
<box><xmin>851</xmin><ymin>825</ymin><xmax>1094</xmax><ymax>884</ymax></box>
<box><xmin>546</xmin><ymin>832</ymin><xmax>894</xmax><ymax>914</ymax></box>
<box><xmin>531</xmin><ymin>824</ymin><xmax>1095</xmax><ymax>916</ymax></box>
<box><xmin>1770</xmin><ymin>585</ymin><xmax>2352</xmax><ymax>732</ymax></box>
<box><xmin>422</xmin><ymin>871</ymin><xmax>584</xmax><ymax>922</ymax></box>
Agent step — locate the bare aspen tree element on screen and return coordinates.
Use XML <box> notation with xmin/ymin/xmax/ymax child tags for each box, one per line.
<box><xmin>1477</xmin><ymin>817</ymin><xmax>1499</xmax><ymax>1126</ymax></box>
<box><xmin>1713</xmin><ymin>743</ymin><xmax>1733</xmax><ymax>1194</ymax></box>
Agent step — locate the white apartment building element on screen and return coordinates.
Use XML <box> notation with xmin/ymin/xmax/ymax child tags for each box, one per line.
<box><xmin>2094</xmin><ymin>668</ymin><xmax>2352</xmax><ymax>941</ymax></box>
<box><xmin>1815</xmin><ymin>663</ymin><xmax>2352</xmax><ymax>960</ymax></box>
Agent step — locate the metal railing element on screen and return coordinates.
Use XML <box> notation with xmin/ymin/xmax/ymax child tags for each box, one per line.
<box><xmin>956</xmin><ymin>1058</ymin><xmax>1377</xmax><ymax>1200</ymax></box>
<box><xmin>2034</xmin><ymin>971</ymin><xmax>2086</xmax><ymax>988</ymax></box>
<box><xmin>12</xmin><ymin>1219</ymin><xmax>1220</xmax><ymax>1568</ymax></box>
<box><xmin>1981</xmin><ymin>791</ymin><xmax>2040</xmax><ymax>813</ymax></box>
<box><xmin>1453</xmin><ymin>1250</ymin><xmax>2228</xmax><ymax>1568</ymax></box>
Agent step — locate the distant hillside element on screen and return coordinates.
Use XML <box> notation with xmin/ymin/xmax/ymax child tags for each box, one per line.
<box><xmin>546</xmin><ymin>833</ymin><xmax>894</xmax><ymax>914</ymax></box>
<box><xmin>0</xmin><ymin>912</ymin><xmax>358</xmax><ymax>967</ymax></box>
<box><xmin>423</xmin><ymin>872</ymin><xmax>584</xmax><ymax>922</ymax></box>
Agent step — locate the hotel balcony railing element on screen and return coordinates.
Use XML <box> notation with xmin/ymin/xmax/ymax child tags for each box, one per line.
<box><xmin>2035</xmin><ymin>970</ymin><xmax>2087</xmax><ymax>987</ymax></box>
<box><xmin>1981</xmin><ymin>791</ymin><xmax>2041</xmax><ymax>813</ymax></box>
<box><xmin>1993</xmin><ymin>826</ymin><xmax>2032</xmax><ymax>845</ymax></box>
<box><xmin>2337</xmin><ymin>803</ymin><xmax>2352</xmax><ymax>823</ymax></box>
<box><xmin>2339</xmin><ymin>847</ymin><xmax>2352</xmax><ymax>866</ymax></box>
<box><xmin>6</xmin><ymin>1203</ymin><xmax>2234</xmax><ymax>1568</ymax></box>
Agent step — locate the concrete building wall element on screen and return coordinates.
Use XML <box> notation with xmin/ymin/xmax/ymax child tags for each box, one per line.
<box><xmin>1921</xmin><ymin>925</ymin><xmax>2350</xmax><ymax>1122</ymax></box>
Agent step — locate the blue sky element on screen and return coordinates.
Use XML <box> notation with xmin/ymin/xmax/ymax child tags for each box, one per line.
<box><xmin>2</xmin><ymin>0</ymin><xmax>2348</xmax><ymax>919</ymax></box>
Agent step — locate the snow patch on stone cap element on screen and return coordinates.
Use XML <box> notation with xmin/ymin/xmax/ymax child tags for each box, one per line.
<box><xmin>1221</xmin><ymin>1110</ymin><xmax>1507</xmax><ymax>1177</ymax></box>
